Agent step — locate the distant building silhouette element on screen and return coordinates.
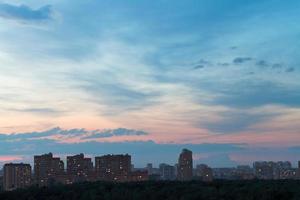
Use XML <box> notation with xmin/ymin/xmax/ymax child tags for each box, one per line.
<box><xmin>34</xmin><ymin>153</ymin><xmax>64</xmax><ymax>187</ymax></box>
<box><xmin>253</xmin><ymin>161</ymin><xmax>294</xmax><ymax>180</ymax></box>
<box><xmin>174</xmin><ymin>163</ymin><xmax>179</xmax><ymax>178</ymax></box>
<box><xmin>297</xmin><ymin>161</ymin><xmax>300</xmax><ymax>179</ymax></box>
<box><xmin>159</xmin><ymin>163</ymin><xmax>176</xmax><ymax>180</ymax></box>
<box><xmin>236</xmin><ymin>165</ymin><xmax>255</xmax><ymax>180</ymax></box>
<box><xmin>274</xmin><ymin>161</ymin><xmax>292</xmax><ymax>179</ymax></box>
<box><xmin>130</xmin><ymin>170</ymin><xmax>149</xmax><ymax>182</ymax></box>
<box><xmin>95</xmin><ymin>154</ymin><xmax>131</xmax><ymax>182</ymax></box>
<box><xmin>253</xmin><ymin>162</ymin><xmax>274</xmax><ymax>180</ymax></box>
<box><xmin>212</xmin><ymin>167</ymin><xmax>236</xmax><ymax>180</ymax></box>
<box><xmin>177</xmin><ymin>149</ymin><xmax>193</xmax><ymax>181</ymax></box>
<box><xmin>146</xmin><ymin>163</ymin><xmax>153</xmax><ymax>175</ymax></box>
<box><xmin>196</xmin><ymin>164</ymin><xmax>213</xmax><ymax>182</ymax></box>
<box><xmin>2</xmin><ymin>150</ymin><xmax>300</xmax><ymax>189</ymax></box>
<box><xmin>3</xmin><ymin>163</ymin><xmax>31</xmax><ymax>191</ymax></box>
<box><xmin>67</xmin><ymin>153</ymin><xmax>94</xmax><ymax>182</ymax></box>
<box><xmin>0</xmin><ymin>176</ymin><xmax>3</xmax><ymax>191</ymax></box>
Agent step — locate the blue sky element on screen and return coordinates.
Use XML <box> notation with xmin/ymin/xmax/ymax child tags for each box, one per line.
<box><xmin>0</xmin><ymin>0</ymin><xmax>300</xmax><ymax>167</ymax></box>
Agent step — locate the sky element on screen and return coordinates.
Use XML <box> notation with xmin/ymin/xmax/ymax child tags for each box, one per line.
<box><xmin>0</xmin><ymin>0</ymin><xmax>300</xmax><ymax>168</ymax></box>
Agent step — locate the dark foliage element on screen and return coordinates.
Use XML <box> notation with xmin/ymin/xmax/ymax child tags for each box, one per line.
<box><xmin>0</xmin><ymin>180</ymin><xmax>299</xmax><ymax>200</ymax></box>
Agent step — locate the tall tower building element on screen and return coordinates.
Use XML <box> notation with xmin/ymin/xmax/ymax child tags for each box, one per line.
<box><xmin>34</xmin><ymin>153</ymin><xmax>64</xmax><ymax>187</ymax></box>
<box><xmin>67</xmin><ymin>153</ymin><xmax>94</xmax><ymax>182</ymax></box>
<box><xmin>3</xmin><ymin>163</ymin><xmax>31</xmax><ymax>191</ymax></box>
<box><xmin>95</xmin><ymin>154</ymin><xmax>131</xmax><ymax>182</ymax></box>
<box><xmin>177</xmin><ymin>149</ymin><xmax>193</xmax><ymax>181</ymax></box>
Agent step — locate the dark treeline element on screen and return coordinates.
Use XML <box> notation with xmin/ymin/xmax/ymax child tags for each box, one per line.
<box><xmin>0</xmin><ymin>180</ymin><xmax>300</xmax><ymax>200</ymax></box>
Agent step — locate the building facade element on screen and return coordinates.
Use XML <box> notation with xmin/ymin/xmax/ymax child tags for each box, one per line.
<box><xmin>196</xmin><ymin>164</ymin><xmax>213</xmax><ymax>182</ymax></box>
<box><xmin>159</xmin><ymin>163</ymin><xmax>176</xmax><ymax>180</ymax></box>
<box><xmin>253</xmin><ymin>161</ymin><xmax>274</xmax><ymax>180</ymax></box>
<box><xmin>34</xmin><ymin>153</ymin><xmax>64</xmax><ymax>187</ymax></box>
<box><xmin>95</xmin><ymin>154</ymin><xmax>131</xmax><ymax>182</ymax></box>
<box><xmin>235</xmin><ymin>165</ymin><xmax>255</xmax><ymax>180</ymax></box>
<box><xmin>146</xmin><ymin>163</ymin><xmax>153</xmax><ymax>175</ymax></box>
<box><xmin>67</xmin><ymin>154</ymin><xmax>94</xmax><ymax>182</ymax></box>
<box><xmin>253</xmin><ymin>161</ymin><xmax>295</xmax><ymax>180</ymax></box>
<box><xmin>3</xmin><ymin>163</ymin><xmax>31</xmax><ymax>191</ymax></box>
<box><xmin>177</xmin><ymin>149</ymin><xmax>193</xmax><ymax>181</ymax></box>
<box><xmin>130</xmin><ymin>170</ymin><xmax>149</xmax><ymax>182</ymax></box>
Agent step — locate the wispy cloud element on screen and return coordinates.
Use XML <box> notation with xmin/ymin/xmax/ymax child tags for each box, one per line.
<box><xmin>286</xmin><ymin>67</ymin><xmax>295</xmax><ymax>73</ymax></box>
<box><xmin>0</xmin><ymin>127</ymin><xmax>149</xmax><ymax>141</ymax></box>
<box><xmin>256</xmin><ymin>60</ymin><xmax>269</xmax><ymax>67</ymax></box>
<box><xmin>80</xmin><ymin>79</ymin><xmax>160</xmax><ymax>113</ymax></box>
<box><xmin>200</xmin><ymin>110</ymin><xmax>275</xmax><ymax>134</ymax></box>
<box><xmin>193</xmin><ymin>64</ymin><xmax>205</xmax><ymax>70</ymax></box>
<box><xmin>233</xmin><ymin>57</ymin><xmax>252</xmax><ymax>64</ymax></box>
<box><xmin>0</xmin><ymin>3</ymin><xmax>54</xmax><ymax>23</ymax></box>
<box><xmin>84</xmin><ymin>128</ymin><xmax>148</xmax><ymax>139</ymax></box>
<box><xmin>210</xmin><ymin>81</ymin><xmax>300</xmax><ymax>108</ymax></box>
<box><xmin>6</xmin><ymin>108</ymin><xmax>64</xmax><ymax>116</ymax></box>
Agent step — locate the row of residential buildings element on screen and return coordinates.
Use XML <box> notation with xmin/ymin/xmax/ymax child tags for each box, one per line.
<box><xmin>0</xmin><ymin>149</ymin><xmax>192</xmax><ymax>191</ymax></box>
<box><xmin>1</xmin><ymin>153</ymin><xmax>147</xmax><ymax>191</ymax></box>
<box><xmin>1</xmin><ymin>149</ymin><xmax>300</xmax><ymax>191</ymax></box>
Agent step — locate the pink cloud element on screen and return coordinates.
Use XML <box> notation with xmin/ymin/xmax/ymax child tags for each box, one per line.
<box><xmin>0</xmin><ymin>155</ymin><xmax>23</xmax><ymax>162</ymax></box>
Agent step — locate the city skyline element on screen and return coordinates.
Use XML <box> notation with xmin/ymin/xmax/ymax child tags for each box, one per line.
<box><xmin>2</xmin><ymin>148</ymin><xmax>300</xmax><ymax>192</ymax></box>
<box><xmin>0</xmin><ymin>0</ymin><xmax>300</xmax><ymax>167</ymax></box>
<box><xmin>1</xmin><ymin>150</ymin><xmax>300</xmax><ymax>170</ymax></box>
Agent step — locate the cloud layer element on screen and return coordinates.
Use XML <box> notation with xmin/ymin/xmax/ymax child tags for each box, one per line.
<box><xmin>0</xmin><ymin>3</ymin><xmax>53</xmax><ymax>23</ymax></box>
<box><xmin>0</xmin><ymin>127</ymin><xmax>245</xmax><ymax>167</ymax></box>
<box><xmin>0</xmin><ymin>127</ymin><xmax>148</xmax><ymax>141</ymax></box>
